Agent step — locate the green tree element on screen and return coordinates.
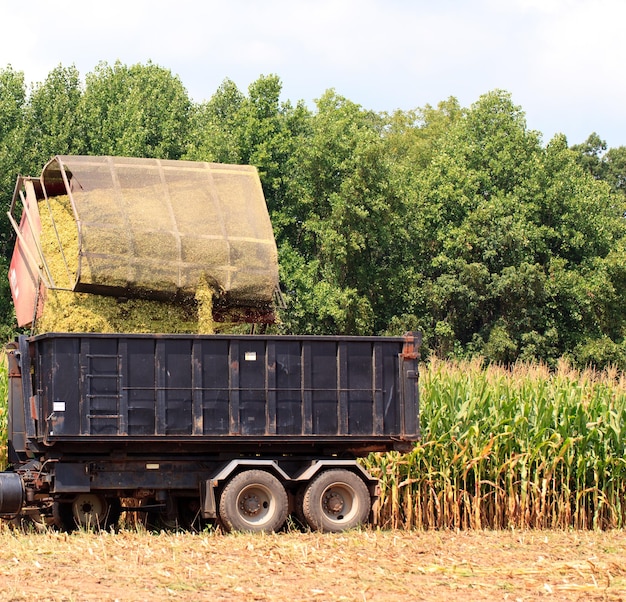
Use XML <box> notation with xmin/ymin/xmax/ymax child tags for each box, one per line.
<box><xmin>0</xmin><ymin>65</ymin><xmax>29</xmax><ymax>336</ymax></box>
<box><xmin>384</xmin><ymin>98</ymin><xmax>463</xmax><ymax>173</ymax></box>
<box><xmin>79</xmin><ymin>61</ymin><xmax>191</xmax><ymax>158</ymax></box>
<box><xmin>571</xmin><ymin>132</ymin><xmax>626</xmax><ymax>200</ymax></box>
<box><xmin>0</xmin><ymin>66</ymin><xmax>28</xmax><ymax>249</ymax></box>
<box><xmin>277</xmin><ymin>91</ymin><xmax>415</xmax><ymax>335</ymax></box>
<box><xmin>186</xmin><ymin>78</ymin><xmax>245</xmax><ymax>164</ymax></box>
<box><xmin>23</xmin><ymin>64</ymin><xmax>83</xmax><ymax>170</ymax></box>
<box><xmin>570</xmin><ymin>132</ymin><xmax>607</xmax><ymax>180</ymax></box>
<box><xmin>406</xmin><ymin>91</ymin><xmax>626</xmax><ymax>365</ymax></box>
<box><xmin>602</xmin><ymin>146</ymin><xmax>626</xmax><ymax>197</ymax></box>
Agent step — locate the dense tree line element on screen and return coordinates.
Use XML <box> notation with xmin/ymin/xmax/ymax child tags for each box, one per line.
<box><xmin>1</xmin><ymin>61</ymin><xmax>625</xmax><ymax>368</ymax></box>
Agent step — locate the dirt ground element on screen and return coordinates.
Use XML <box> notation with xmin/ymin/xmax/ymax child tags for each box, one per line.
<box><xmin>0</xmin><ymin>528</ymin><xmax>625</xmax><ymax>601</ymax></box>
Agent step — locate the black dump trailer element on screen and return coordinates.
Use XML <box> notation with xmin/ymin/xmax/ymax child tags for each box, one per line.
<box><xmin>0</xmin><ymin>331</ymin><xmax>420</xmax><ymax>532</ymax></box>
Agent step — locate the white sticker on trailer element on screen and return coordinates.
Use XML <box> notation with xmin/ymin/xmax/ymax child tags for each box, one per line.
<box><xmin>53</xmin><ymin>401</ymin><xmax>66</xmax><ymax>412</ymax></box>
<box><xmin>245</xmin><ymin>351</ymin><xmax>257</xmax><ymax>361</ymax></box>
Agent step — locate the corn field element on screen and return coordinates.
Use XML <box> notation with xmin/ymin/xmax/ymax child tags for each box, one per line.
<box><xmin>365</xmin><ymin>357</ymin><xmax>626</xmax><ymax>530</ymax></box>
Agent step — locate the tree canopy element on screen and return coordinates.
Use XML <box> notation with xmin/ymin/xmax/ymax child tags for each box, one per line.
<box><xmin>1</xmin><ymin>62</ymin><xmax>626</xmax><ymax>368</ymax></box>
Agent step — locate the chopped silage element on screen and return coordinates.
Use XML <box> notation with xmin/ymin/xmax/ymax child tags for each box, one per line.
<box><xmin>36</xmin><ymin>195</ymin><xmax>215</xmax><ymax>334</ymax></box>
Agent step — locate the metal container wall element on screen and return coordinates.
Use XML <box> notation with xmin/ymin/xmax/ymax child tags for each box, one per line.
<box><xmin>23</xmin><ymin>333</ymin><xmax>419</xmax><ymax>448</ymax></box>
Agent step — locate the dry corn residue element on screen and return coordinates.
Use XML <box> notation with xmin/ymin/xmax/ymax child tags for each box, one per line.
<box><xmin>36</xmin><ymin>195</ymin><xmax>215</xmax><ymax>334</ymax></box>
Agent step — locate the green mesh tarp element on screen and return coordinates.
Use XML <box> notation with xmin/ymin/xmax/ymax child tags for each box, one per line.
<box><xmin>41</xmin><ymin>156</ymin><xmax>279</xmax><ymax>305</ymax></box>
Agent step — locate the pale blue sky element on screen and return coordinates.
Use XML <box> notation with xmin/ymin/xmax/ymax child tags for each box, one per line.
<box><xmin>3</xmin><ymin>0</ymin><xmax>625</xmax><ymax>147</ymax></box>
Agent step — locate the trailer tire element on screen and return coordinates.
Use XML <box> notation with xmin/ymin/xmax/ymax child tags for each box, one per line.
<box><xmin>301</xmin><ymin>469</ymin><xmax>371</xmax><ymax>532</ymax></box>
<box><xmin>219</xmin><ymin>470</ymin><xmax>288</xmax><ymax>533</ymax></box>
<box><xmin>54</xmin><ymin>495</ymin><xmax>120</xmax><ymax>531</ymax></box>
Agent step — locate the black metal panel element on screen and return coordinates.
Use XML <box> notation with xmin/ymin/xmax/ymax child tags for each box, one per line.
<box><xmin>6</xmin><ymin>344</ymin><xmax>26</xmax><ymax>458</ymax></box>
<box><xmin>382</xmin><ymin>345</ymin><xmax>400</xmax><ymax>434</ymax></box>
<box><xmin>310</xmin><ymin>341</ymin><xmax>338</xmax><ymax>435</ymax></box>
<box><xmin>199</xmin><ymin>339</ymin><xmax>230</xmax><ymax>435</ymax></box>
<box><xmin>82</xmin><ymin>337</ymin><xmax>120</xmax><ymax>436</ymax></box>
<box><xmin>39</xmin><ymin>337</ymin><xmax>81</xmax><ymax>438</ymax></box>
<box><xmin>19</xmin><ymin>336</ymin><xmax>37</xmax><ymax>441</ymax></box>
<box><xmin>161</xmin><ymin>339</ymin><xmax>193</xmax><ymax>435</ymax></box>
<box><xmin>345</xmin><ymin>341</ymin><xmax>374</xmax><ymax>435</ymax></box>
<box><xmin>125</xmin><ymin>338</ymin><xmax>156</xmax><ymax>435</ymax></box>
<box><xmin>54</xmin><ymin>462</ymin><xmax>90</xmax><ymax>492</ymax></box>
<box><xmin>238</xmin><ymin>339</ymin><xmax>267</xmax><ymax>435</ymax></box>
<box><xmin>275</xmin><ymin>340</ymin><xmax>303</xmax><ymax>435</ymax></box>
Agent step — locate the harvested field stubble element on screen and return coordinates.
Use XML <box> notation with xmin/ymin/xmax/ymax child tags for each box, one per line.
<box><xmin>0</xmin><ymin>527</ymin><xmax>625</xmax><ymax>601</ymax></box>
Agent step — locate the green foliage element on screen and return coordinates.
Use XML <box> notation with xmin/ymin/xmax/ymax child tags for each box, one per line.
<box><xmin>0</xmin><ymin>66</ymin><xmax>28</xmax><ymax>256</ymax></box>
<box><xmin>277</xmin><ymin>91</ymin><xmax>424</xmax><ymax>334</ymax></box>
<box><xmin>384</xmin><ymin>98</ymin><xmax>464</xmax><ymax>173</ymax></box>
<box><xmin>570</xmin><ymin>132</ymin><xmax>607</xmax><ymax>179</ymax></box>
<box><xmin>401</xmin><ymin>92</ymin><xmax>626</xmax><ymax>365</ymax></box>
<box><xmin>571</xmin><ymin>132</ymin><xmax>626</xmax><ymax>200</ymax></box>
<box><xmin>79</xmin><ymin>61</ymin><xmax>191</xmax><ymax>158</ymax></box>
<box><xmin>186</xmin><ymin>78</ymin><xmax>245</xmax><ymax>164</ymax></box>
<box><xmin>603</xmin><ymin>146</ymin><xmax>626</xmax><ymax>196</ymax></box>
<box><xmin>23</xmin><ymin>64</ymin><xmax>83</xmax><ymax>169</ymax></box>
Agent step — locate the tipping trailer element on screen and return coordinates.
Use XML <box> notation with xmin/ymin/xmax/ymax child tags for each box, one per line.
<box><xmin>0</xmin><ymin>156</ymin><xmax>421</xmax><ymax>532</ymax></box>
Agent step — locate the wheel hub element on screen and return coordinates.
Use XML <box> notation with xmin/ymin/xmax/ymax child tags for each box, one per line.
<box><xmin>323</xmin><ymin>491</ymin><xmax>345</xmax><ymax>515</ymax></box>
<box><xmin>72</xmin><ymin>493</ymin><xmax>106</xmax><ymax>528</ymax></box>
<box><xmin>241</xmin><ymin>494</ymin><xmax>262</xmax><ymax>516</ymax></box>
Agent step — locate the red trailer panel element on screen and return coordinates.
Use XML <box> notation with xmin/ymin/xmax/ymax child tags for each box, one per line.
<box><xmin>8</xmin><ymin>179</ymin><xmax>45</xmax><ymax>327</ymax></box>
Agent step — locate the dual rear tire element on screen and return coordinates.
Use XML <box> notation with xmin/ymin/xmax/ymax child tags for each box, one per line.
<box><xmin>219</xmin><ymin>468</ymin><xmax>371</xmax><ymax>533</ymax></box>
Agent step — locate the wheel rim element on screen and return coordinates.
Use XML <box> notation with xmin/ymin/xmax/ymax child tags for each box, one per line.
<box><xmin>235</xmin><ymin>484</ymin><xmax>276</xmax><ymax>527</ymax></box>
<box><xmin>72</xmin><ymin>494</ymin><xmax>108</xmax><ymax>528</ymax></box>
<box><xmin>319</xmin><ymin>482</ymin><xmax>359</xmax><ymax>525</ymax></box>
